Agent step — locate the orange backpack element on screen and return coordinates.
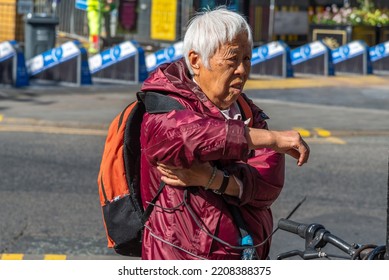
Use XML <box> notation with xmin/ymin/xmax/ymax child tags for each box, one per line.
<box><xmin>97</xmin><ymin>91</ymin><xmax>185</xmax><ymax>256</ymax></box>
<box><xmin>97</xmin><ymin>91</ymin><xmax>253</xmax><ymax>256</ymax></box>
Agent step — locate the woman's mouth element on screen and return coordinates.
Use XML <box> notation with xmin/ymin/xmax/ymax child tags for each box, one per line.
<box><xmin>231</xmin><ymin>83</ymin><xmax>243</xmax><ymax>92</ymax></box>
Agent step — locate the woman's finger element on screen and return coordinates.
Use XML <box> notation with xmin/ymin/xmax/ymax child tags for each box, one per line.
<box><xmin>157</xmin><ymin>166</ymin><xmax>178</xmax><ymax>178</ymax></box>
<box><xmin>160</xmin><ymin>176</ymin><xmax>186</xmax><ymax>187</ymax></box>
<box><xmin>157</xmin><ymin>162</ymin><xmax>180</xmax><ymax>170</ymax></box>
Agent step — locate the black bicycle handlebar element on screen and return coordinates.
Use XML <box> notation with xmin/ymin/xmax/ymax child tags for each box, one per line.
<box><xmin>278</xmin><ymin>218</ymin><xmax>308</xmax><ymax>239</ymax></box>
<box><xmin>278</xmin><ymin>218</ymin><xmax>349</xmax><ymax>258</ymax></box>
<box><xmin>276</xmin><ymin>218</ymin><xmax>387</xmax><ymax>260</ymax></box>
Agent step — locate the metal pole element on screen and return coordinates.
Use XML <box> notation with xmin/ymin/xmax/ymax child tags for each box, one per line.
<box><xmin>268</xmin><ymin>0</ymin><xmax>275</xmax><ymax>42</ymax></box>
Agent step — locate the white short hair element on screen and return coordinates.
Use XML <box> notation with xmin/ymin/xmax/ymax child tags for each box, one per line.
<box><xmin>183</xmin><ymin>6</ymin><xmax>253</xmax><ymax>75</ymax></box>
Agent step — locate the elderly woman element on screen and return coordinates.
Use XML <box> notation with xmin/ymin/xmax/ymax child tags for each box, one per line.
<box><xmin>139</xmin><ymin>7</ymin><xmax>309</xmax><ymax>260</ymax></box>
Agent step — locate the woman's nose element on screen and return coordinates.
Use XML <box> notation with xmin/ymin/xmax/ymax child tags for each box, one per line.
<box><xmin>235</xmin><ymin>61</ymin><xmax>249</xmax><ymax>76</ymax></box>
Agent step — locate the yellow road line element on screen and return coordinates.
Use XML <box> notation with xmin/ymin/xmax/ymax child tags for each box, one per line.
<box><xmin>325</xmin><ymin>136</ymin><xmax>347</xmax><ymax>145</ymax></box>
<box><xmin>313</xmin><ymin>128</ymin><xmax>346</xmax><ymax>144</ymax></box>
<box><xmin>44</xmin><ymin>254</ymin><xmax>67</xmax><ymax>260</ymax></box>
<box><xmin>1</xmin><ymin>117</ymin><xmax>42</xmax><ymax>124</ymax></box>
<box><xmin>244</xmin><ymin>75</ymin><xmax>389</xmax><ymax>90</ymax></box>
<box><xmin>0</xmin><ymin>125</ymin><xmax>107</xmax><ymax>136</ymax></box>
<box><xmin>314</xmin><ymin>127</ymin><xmax>331</xmax><ymax>137</ymax></box>
<box><xmin>0</xmin><ymin>114</ymin><xmax>3</xmax><ymax>122</ymax></box>
<box><xmin>1</xmin><ymin>254</ymin><xmax>24</xmax><ymax>260</ymax></box>
<box><xmin>293</xmin><ymin>127</ymin><xmax>311</xmax><ymax>138</ymax></box>
<box><xmin>306</xmin><ymin>137</ymin><xmax>346</xmax><ymax>144</ymax></box>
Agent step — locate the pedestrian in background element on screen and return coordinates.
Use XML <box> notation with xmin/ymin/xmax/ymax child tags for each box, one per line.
<box><xmin>86</xmin><ymin>0</ymin><xmax>101</xmax><ymax>53</ymax></box>
<box><xmin>139</xmin><ymin>6</ymin><xmax>310</xmax><ymax>260</ymax></box>
<box><xmin>102</xmin><ymin>0</ymin><xmax>116</xmax><ymax>39</ymax></box>
<box><xmin>87</xmin><ymin>0</ymin><xmax>114</xmax><ymax>53</ymax></box>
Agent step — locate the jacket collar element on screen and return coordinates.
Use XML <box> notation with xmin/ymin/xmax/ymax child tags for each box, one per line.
<box><xmin>141</xmin><ymin>58</ymin><xmax>224</xmax><ymax>118</ymax></box>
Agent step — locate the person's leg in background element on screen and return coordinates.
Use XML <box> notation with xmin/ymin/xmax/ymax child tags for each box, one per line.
<box><xmin>87</xmin><ymin>0</ymin><xmax>101</xmax><ymax>54</ymax></box>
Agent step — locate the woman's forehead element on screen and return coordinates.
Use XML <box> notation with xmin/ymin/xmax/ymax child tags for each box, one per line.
<box><xmin>216</xmin><ymin>38</ymin><xmax>251</xmax><ymax>55</ymax></box>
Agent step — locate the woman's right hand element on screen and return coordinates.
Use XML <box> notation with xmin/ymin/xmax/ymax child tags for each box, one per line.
<box><xmin>270</xmin><ymin>130</ymin><xmax>310</xmax><ymax>166</ymax></box>
<box><xmin>246</xmin><ymin>128</ymin><xmax>310</xmax><ymax>166</ymax></box>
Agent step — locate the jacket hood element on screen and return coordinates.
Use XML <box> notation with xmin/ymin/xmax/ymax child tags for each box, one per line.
<box><xmin>141</xmin><ymin>58</ymin><xmax>209</xmax><ymax>104</ymax></box>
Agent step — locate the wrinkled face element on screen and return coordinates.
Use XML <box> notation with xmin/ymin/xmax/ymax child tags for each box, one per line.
<box><xmin>190</xmin><ymin>33</ymin><xmax>252</xmax><ymax>110</ymax></box>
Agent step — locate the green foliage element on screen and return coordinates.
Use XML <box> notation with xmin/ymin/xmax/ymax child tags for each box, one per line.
<box><xmin>312</xmin><ymin>2</ymin><xmax>389</xmax><ymax>26</ymax></box>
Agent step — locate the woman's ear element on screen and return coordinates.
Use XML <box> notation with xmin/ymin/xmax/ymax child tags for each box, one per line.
<box><xmin>188</xmin><ymin>50</ymin><xmax>201</xmax><ymax>76</ymax></box>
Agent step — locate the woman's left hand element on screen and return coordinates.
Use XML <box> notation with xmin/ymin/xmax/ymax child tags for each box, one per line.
<box><xmin>157</xmin><ymin>161</ymin><xmax>213</xmax><ymax>187</ymax></box>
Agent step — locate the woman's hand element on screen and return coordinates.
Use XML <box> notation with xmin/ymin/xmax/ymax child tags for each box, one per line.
<box><xmin>157</xmin><ymin>162</ymin><xmax>241</xmax><ymax>197</ymax></box>
<box><xmin>246</xmin><ymin>127</ymin><xmax>310</xmax><ymax>166</ymax></box>
<box><xmin>269</xmin><ymin>130</ymin><xmax>310</xmax><ymax>166</ymax></box>
<box><xmin>157</xmin><ymin>161</ymin><xmax>213</xmax><ymax>187</ymax></box>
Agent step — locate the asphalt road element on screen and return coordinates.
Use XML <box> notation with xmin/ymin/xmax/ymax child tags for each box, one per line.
<box><xmin>0</xmin><ymin>76</ymin><xmax>388</xmax><ymax>260</ymax></box>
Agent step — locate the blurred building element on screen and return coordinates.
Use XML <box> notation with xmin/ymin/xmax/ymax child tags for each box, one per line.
<box><xmin>1</xmin><ymin>0</ymin><xmax>389</xmax><ymax>51</ymax></box>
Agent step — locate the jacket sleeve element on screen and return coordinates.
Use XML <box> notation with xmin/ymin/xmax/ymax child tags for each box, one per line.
<box><xmin>224</xmin><ymin>149</ymin><xmax>285</xmax><ymax>208</ymax></box>
<box><xmin>223</xmin><ymin>95</ymin><xmax>285</xmax><ymax>208</ymax></box>
<box><xmin>140</xmin><ymin>108</ymin><xmax>250</xmax><ymax>168</ymax></box>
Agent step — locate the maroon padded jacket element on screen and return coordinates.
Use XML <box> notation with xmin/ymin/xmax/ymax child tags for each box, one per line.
<box><xmin>139</xmin><ymin>59</ymin><xmax>285</xmax><ymax>260</ymax></box>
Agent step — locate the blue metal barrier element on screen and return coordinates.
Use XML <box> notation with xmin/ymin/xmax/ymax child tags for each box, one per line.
<box><xmin>290</xmin><ymin>41</ymin><xmax>334</xmax><ymax>76</ymax></box>
<box><xmin>88</xmin><ymin>40</ymin><xmax>148</xmax><ymax>84</ymax></box>
<box><xmin>145</xmin><ymin>41</ymin><xmax>183</xmax><ymax>73</ymax></box>
<box><xmin>331</xmin><ymin>40</ymin><xmax>372</xmax><ymax>75</ymax></box>
<box><xmin>250</xmin><ymin>41</ymin><xmax>293</xmax><ymax>78</ymax></box>
<box><xmin>369</xmin><ymin>41</ymin><xmax>389</xmax><ymax>74</ymax></box>
<box><xmin>0</xmin><ymin>40</ymin><xmax>29</xmax><ymax>87</ymax></box>
<box><xmin>26</xmin><ymin>40</ymin><xmax>92</xmax><ymax>86</ymax></box>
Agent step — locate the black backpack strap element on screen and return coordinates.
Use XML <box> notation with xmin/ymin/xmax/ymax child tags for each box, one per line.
<box><xmin>228</xmin><ymin>204</ymin><xmax>259</xmax><ymax>260</ymax></box>
<box><xmin>137</xmin><ymin>91</ymin><xmax>184</xmax><ymax>224</ymax></box>
<box><xmin>228</xmin><ymin>204</ymin><xmax>250</xmax><ymax>240</ymax></box>
<box><xmin>137</xmin><ymin>91</ymin><xmax>185</xmax><ymax>113</ymax></box>
<box><xmin>141</xmin><ymin>181</ymin><xmax>165</xmax><ymax>224</ymax></box>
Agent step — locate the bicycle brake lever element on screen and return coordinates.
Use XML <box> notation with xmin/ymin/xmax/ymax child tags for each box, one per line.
<box><xmin>277</xmin><ymin>249</ymin><xmax>326</xmax><ymax>260</ymax></box>
<box><xmin>276</xmin><ymin>250</ymin><xmax>305</xmax><ymax>260</ymax></box>
<box><xmin>302</xmin><ymin>250</ymin><xmax>327</xmax><ymax>259</ymax></box>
